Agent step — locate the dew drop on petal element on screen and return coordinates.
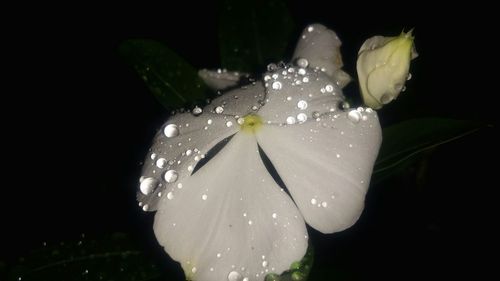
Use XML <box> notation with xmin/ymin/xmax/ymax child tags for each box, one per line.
<box><xmin>215</xmin><ymin>106</ymin><xmax>224</xmax><ymax>114</ymax></box>
<box><xmin>297</xmin><ymin>100</ymin><xmax>308</xmax><ymax>110</ymax></box>
<box><xmin>164</xmin><ymin>170</ymin><xmax>178</xmax><ymax>183</ymax></box>
<box><xmin>192</xmin><ymin>106</ymin><xmax>203</xmax><ymax>116</ymax></box>
<box><xmin>167</xmin><ymin>192</ymin><xmax>174</xmax><ymax>200</ymax></box>
<box><xmin>296</xmin><ymin>58</ymin><xmax>309</xmax><ymax>68</ymax></box>
<box><xmin>228</xmin><ymin>271</ymin><xmax>242</xmax><ymax>281</ymax></box>
<box><xmin>192</xmin><ymin>267</ymin><xmax>197</xmax><ymax>274</ymax></box>
<box><xmin>164</xmin><ymin>124</ymin><xmax>179</xmax><ymax>138</ymax></box>
<box><xmin>325</xmin><ymin>84</ymin><xmax>334</xmax><ymax>93</ymax></box>
<box><xmin>202</xmin><ymin>194</ymin><xmax>208</xmax><ymax>200</ymax></box>
<box><xmin>139</xmin><ymin>177</ymin><xmax>158</xmax><ymax>195</ymax></box>
<box><xmin>310</xmin><ymin>198</ymin><xmax>317</xmax><ymax>205</ymax></box>
<box><xmin>207</xmin><ymin>119</ymin><xmax>213</xmax><ymax>125</ymax></box>
<box><xmin>150</xmin><ymin>153</ymin><xmax>157</xmax><ymax>160</ymax></box>
<box><xmin>272</xmin><ymin>81</ymin><xmax>282</xmax><ymax>90</ymax></box>
<box><xmin>321</xmin><ymin>201</ymin><xmax>328</xmax><ymax>208</ymax></box>
<box><xmin>142</xmin><ymin>204</ymin><xmax>149</xmax><ymax>211</ymax></box>
<box><xmin>407</xmin><ymin>73</ymin><xmax>412</xmax><ymax>80</ymax></box>
<box><xmin>262</xmin><ymin>260</ymin><xmax>268</xmax><ymax>267</ymax></box>
<box><xmin>307</xmin><ymin>26</ymin><xmax>314</xmax><ymax>32</ymax></box>
<box><xmin>347</xmin><ymin>110</ymin><xmax>362</xmax><ymax>123</ymax></box>
<box><xmin>286</xmin><ymin>116</ymin><xmax>296</xmax><ymax>125</ymax></box>
<box><xmin>156</xmin><ymin>158</ymin><xmax>167</xmax><ymax>168</ymax></box>
<box><xmin>186</xmin><ymin>149</ymin><xmax>193</xmax><ymax>156</ymax></box>
<box><xmin>237</xmin><ymin>117</ymin><xmax>245</xmax><ymax>125</ymax></box>
<box><xmin>226</xmin><ymin>121</ymin><xmax>233</xmax><ymax>127</ymax></box>
<box><xmin>297</xmin><ymin>113</ymin><xmax>307</xmax><ymax>123</ymax></box>
<box><xmin>298</xmin><ymin>68</ymin><xmax>306</xmax><ymax>75</ymax></box>
<box><xmin>272</xmin><ymin>213</ymin><xmax>277</xmax><ymax>219</ymax></box>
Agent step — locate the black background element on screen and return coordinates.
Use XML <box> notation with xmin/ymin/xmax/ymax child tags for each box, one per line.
<box><xmin>3</xmin><ymin>1</ymin><xmax>497</xmax><ymax>280</ymax></box>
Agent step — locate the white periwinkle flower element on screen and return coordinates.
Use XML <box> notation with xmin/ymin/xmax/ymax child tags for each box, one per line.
<box><xmin>138</xmin><ymin>24</ymin><xmax>381</xmax><ymax>281</ymax></box>
<box><xmin>357</xmin><ymin>30</ymin><xmax>418</xmax><ymax>109</ymax></box>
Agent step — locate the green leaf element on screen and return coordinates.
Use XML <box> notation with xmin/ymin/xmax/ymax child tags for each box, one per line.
<box><xmin>372</xmin><ymin>118</ymin><xmax>485</xmax><ymax>183</ymax></box>
<box><xmin>9</xmin><ymin>233</ymin><xmax>164</xmax><ymax>281</ymax></box>
<box><xmin>119</xmin><ymin>39</ymin><xmax>207</xmax><ymax>109</ymax></box>
<box><xmin>219</xmin><ymin>0</ymin><xmax>294</xmax><ymax>73</ymax></box>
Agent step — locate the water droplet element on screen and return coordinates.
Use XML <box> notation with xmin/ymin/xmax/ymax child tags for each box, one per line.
<box><xmin>310</xmin><ymin>198</ymin><xmax>317</xmax><ymax>205</ymax></box>
<box><xmin>228</xmin><ymin>271</ymin><xmax>242</xmax><ymax>281</ymax></box>
<box><xmin>217</xmin><ymin>253</ymin><xmax>222</xmax><ymax>258</ymax></box>
<box><xmin>192</xmin><ymin>106</ymin><xmax>203</xmax><ymax>116</ymax></box>
<box><xmin>341</xmin><ymin>101</ymin><xmax>350</xmax><ymax>109</ymax></box>
<box><xmin>297</xmin><ymin>100</ymin><xmax>308</xmax><ymax>110</ymax></box>
<box><xmin>272</xmin><ymin>213</ymin><xmax>277</xmax><ymax>219</ymax></box>
<box><xmin>272</xmin><ymin>81</ymin><xmax>282</xmax><ymax>90</ymax></box>
<box><xmin>207</xmin><ymin>119</ymin><xmax>213</xmax><ymax>125</ymax></box>
<box><xmin>186</xmin><ymin>149</ymin><xmax>193</xmax><ymax>156</ymax></box>
<box><xmin>142</xmin><ymin>204</ymin><xmax>149</xmax><ymax>211</ymax></box>
<box><xmin>347</xmin><ymin>110</ymin><xmax>361</xmax><ymax>123</ymax></box>
<box><xmin>248</xmin><ymin>220</ymin><xmax>253</xmax><ymax>225</ymax></box>
<box><xmin>177</xmin><ymin>183</ymin><xmax>183</xmax><ymax>189</ymax></box>
<box><xmin>407</xmin><ymin>73</ymin><xmax>412</xmax><ymax>80</ymax></box>
<box><xmin>202</xmin><ymin>194</ymin><xmax>208</xmax><ymax>200</ymax></box>
<box><xmin>264</xmin><ymin>75</ymin><xmax>271</xmax><ymax>81</ymax></box>
<box><xmin>267</xmin><ymin>63</ymin><xmax>278</xmax><ymax>71</ymax></box>
<box><xmin>380</xmin><ymin>93</ymin><xmax>393</xmax><ymax>104</ymax></box>
<box><xmin>251</xmin><ymin>105</ymin><xmax>258</xmax><ymax>111</ymax></box>
<box><xmin>156</xmin><ymin>158</ymin><xmax>167</xmax><ymax>168</ymax></box>
<box><xmin>164</xmin><ymin>170</ymin><xmax>178</xmax><ymax>183</ymax></box>
<box><xmin>262</xmin><ymin>260</ymin><xmax>268</xmax><ymax>267</ymax></box>
<box><xmin>164</xmin><ymin>124</ymin><xmax>179</xmax><ymax>138</ymax></box>
<box><xmin>140</xmin><ymin>177</ymin><xmax>158</xmax><ymax>195</ymax></box>
<box><xmin>297</xmin><ymin>113</ymin><xmax>307</xmax><ymax>123</ymax></box>
<box><xmin>307</xmin><ymin>26</ymin><xmax>314</xmax><ymax>32</ymax></box>
<box><xmin>286</xmin><ymin>96</ymin><xmax>292</xmax><ymax>101</ymax></box>
<box><xmin>237</xmin><ymin>117</ymin><xmax>245</xmax><ymax>125</ymax></box>
<box><xmin>187</xmin><ymin>165</ymin><xmax>194</xmax><ymax>172</ymax></box>
<box><xmin>286</xmin><ymin>116</ymin><xmax>296</xmax><ymax>125</ymax></box>
<box><xmin>150</xmin><ymin>153</ymin><xmax>157</xmax><ymax>160</ymax></box>
<box><xmin>302</xmin><ymin>76</ymin><xmax>309</xmax><ymax>83</ymax></box>
<box><xmin>215</xmin><ymin>106</ymin><xmax>224</xmax><ymax>114</ymax></box>
<box><xmin>336</xmin><ymin>153</ymin><xmax>341</xmax><ymax>158</ymax></box>
<box><xmin>312</xmin><ymin>111</ymin><xmax>320</xmax><ymax>118</ymax></box>
<box><xmin>243</xmin><ymin>278</ymin><xmax>249</xmax><ymax>281</ymax></box>
<box><xmin>325</xmin><ymin>84</ymin><xmax>334</xmax><ymax>93</ymax></box>
<box><xmin>192</xmin><ymin>267</ymin><xmax>197</xmax><ymax>274</ymax></box>
<box><xmin>298</xmin><ymin>68</ymin><xmax>306</xmax><ymax>75</ymax></box>
<box><xmin>296</xmin><ymin>58</ymin><xmax>309</xmax><ymax>68</ymax></box>
<box><xmin>167</xmin><ymin>192</ymin><xmax>174</xmax><ymax>200</ymax></box>
<box><xmin>226</xmin><ymin>121</ymin><xmax>233</xmax><ymax>127</ymax></box>
<box><xmin>321</xmin><ymin>201</ymin><xmax>328</xmax><ymax>208</ymax></box>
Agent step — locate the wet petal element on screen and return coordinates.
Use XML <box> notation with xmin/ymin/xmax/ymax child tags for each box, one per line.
<box><xmin>292</xmin><ymin>24</ymin><xmax>351</xmax><ymax>88</ymax></box>
<box><xmin>258</xmin><ymin>67</ymin><xmax>344</xmax><ymax>125</ymax></box>
<box><xmin>256</xmin><ymin>109</ymin><xmax>381</xmax><ymax>233</ymax></box>
<box><xmin>138</xmin><ymin>112</ymin><xmax>238</xmax><ymax>211</ymax></box>
<box><xmin>199</xmin><ymin>69</ymin><xmax>249</xmax><ymax>91</ymax></box>
<box><xmin>154</xmin><ymin>132</ymin><xmax>308</xmax><ymax>281</ymax></box>
<box><xmin>207</xmin><ymin>81</ymin><xmax>266</xmax><ymax>116</ymax></box>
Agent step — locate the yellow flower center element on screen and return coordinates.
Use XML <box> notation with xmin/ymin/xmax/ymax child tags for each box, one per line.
<box><xmin>240</xmin><ymin>114</ymin><xmax>263</xmax><ymax>134</ymax></box>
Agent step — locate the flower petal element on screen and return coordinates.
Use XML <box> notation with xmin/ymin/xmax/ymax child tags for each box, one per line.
<box><xmin>256</xmin><ymin>109</ymin><xmax>381</xmax><ymax>233</ymax></box>
<box><xmin>207</xmin><ymin>81</ymin><xmax>266</xmax><ymax>116</ymax></box>
<box><xmin>292</xmin><ymin>24</ymin><xmax>351</xmax><ymax>88</ymax></box>
<box><xmin>198</xmin><ymin>69</ymin><xmax>249</xmax><ymax>91</ymax></box>
<box><xmin>258</xmin><ymin>67</ymin><xmax>344</xmax><ymax>125</ymax></box>
<box><xmin>138</xmin><ymin>112</ymin><xmax>238</xmax><ymax>211</ymax></box>
<box><xmin>154</xmin><ymin>132</ymin><xmax>308</xmax><ymax>281</ymax></box>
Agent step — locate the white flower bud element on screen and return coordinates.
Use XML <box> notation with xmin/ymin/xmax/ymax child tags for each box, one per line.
<box><xmin>356</xmin><ymin>30</ymin><xmax>418</xmax><ymax>109</ymax></box>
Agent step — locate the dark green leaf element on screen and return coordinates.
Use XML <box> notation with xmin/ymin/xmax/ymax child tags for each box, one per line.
<box><xmin>119</xmin><ymin>40</ymin><xmax>207</xmax><ymax>109</ymax></box>
<box><xmin>219</xmin><ymin>0</ymin><xmax>294</xmax><ymax>72</ymax></box>
<box><xmin>372</xmin><ymin>118</ymin><xmax>485</xmax><ymax>183</ymax></box>
<box><xmin>9</xmin><ymin>233</ymin><xmax>163</xmax><ymax>281</ymax></box>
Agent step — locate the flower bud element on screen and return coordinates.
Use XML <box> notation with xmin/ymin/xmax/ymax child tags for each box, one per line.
<box><xmin>356</xmin><ymin>30</ymin><xmax>418</xmax><ymax>109</ymax></box>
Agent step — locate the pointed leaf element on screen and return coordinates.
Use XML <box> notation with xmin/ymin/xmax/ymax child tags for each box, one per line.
<box><xmin>372</xmin><ymin>118</ymin><xmax>485</xmax><ymax>183</ymax></box>
<box><xmin>119</xmin><ymin>39</ymin><xmax>207</xmax><ymax>109</ymax></box>
<box><xmin>9</xmin><ymin>233</ymin><xmax>165</xmax><ymax>281</ymax></box>
<box><xmin>219</xmin><ymin>0</ymin><xmax>294</xmax><ymax>72</ymax></box>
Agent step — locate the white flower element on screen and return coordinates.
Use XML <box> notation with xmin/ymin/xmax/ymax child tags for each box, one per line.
<box><xmin>138</xmin><ymin>24</ymin><xmax>381</xmax><ymax>281</ymax></box>
<box><xmin>356</xmin><ymin>30</ymin><xmax>418</xmax><ymax>109</ymax></box>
